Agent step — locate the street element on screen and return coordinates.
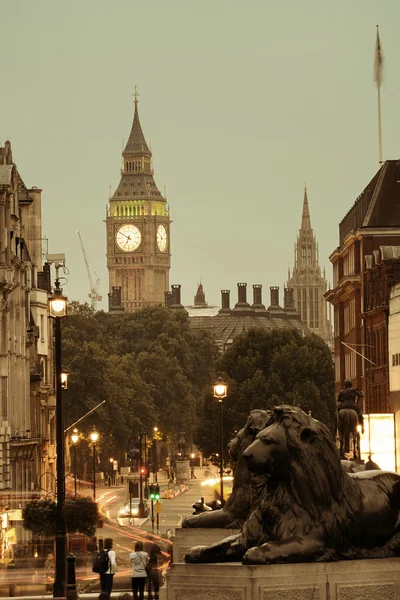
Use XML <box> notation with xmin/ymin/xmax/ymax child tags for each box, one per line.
<box><xmin>72</xmin><ymin>467</ymin><xmax>216</xmax><ymax>594</ymax></box>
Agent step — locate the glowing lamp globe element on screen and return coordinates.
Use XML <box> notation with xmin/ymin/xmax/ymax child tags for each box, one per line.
<box><xmin>213</xmin><ymin>377</ymin><xmax>228</xmax><ymax>400</ymax></box>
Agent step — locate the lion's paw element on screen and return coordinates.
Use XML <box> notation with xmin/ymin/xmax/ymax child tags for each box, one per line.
<box><xmin>242</xmin><ymin>546</ymin><xmax>271</xmax><ymax>565</ymax></box>
<box><xmin>185</xmin><ymin>545</ymin><xmax>209</xmax><ymax>563</ymax></box>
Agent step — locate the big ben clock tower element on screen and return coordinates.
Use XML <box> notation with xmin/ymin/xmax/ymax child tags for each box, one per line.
<box><xmin>106</xmin><ymin>90</ymin><xmax>171</xmax><ymax>312</ymax></box>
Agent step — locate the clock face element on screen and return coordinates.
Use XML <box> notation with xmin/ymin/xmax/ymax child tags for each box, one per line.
<box><xmin>116</xmin><ymin>224</ymin><xmax>141</xmax><ymax>252</ymax></box>
<box><xmin>157</xmin><ymin>225</ymin><xmax>168</xmax><ymax>252</ymax></box>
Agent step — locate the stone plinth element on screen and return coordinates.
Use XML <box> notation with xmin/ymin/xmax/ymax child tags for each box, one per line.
<box><xmin>173</xmin><ymin>528</ymin><xmax>240</xmax><ymax>563</ymax></box>
<box><xmin>166</xmin><ymin>558</ymin><xmax>400</xmax><ymax>599</ymax></box>
<box><xmin>175</xmin><ymin>459</ymin><xmax>190</xmax><ymax>483</ymax></box>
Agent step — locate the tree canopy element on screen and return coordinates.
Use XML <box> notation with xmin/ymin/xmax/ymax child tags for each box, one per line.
<box><xmin>195</xmin><ymin>328</ymin><xmax>335</xmax><ymax>457</ymax></box>
<box><xmin>62</xmin><ymin>303</ymin><xmax>217</xmax><ymax>467</ymax></box>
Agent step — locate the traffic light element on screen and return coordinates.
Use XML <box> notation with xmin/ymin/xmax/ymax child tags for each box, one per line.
<box><xmin>149</xmin><ymin>484</ymin><xmax>156</xmax><ymax>500</ymax></box>
<box><xmin>149</xmin><ymin>484</ymin><xmax>160</xmax><ymax>500</ymax></box>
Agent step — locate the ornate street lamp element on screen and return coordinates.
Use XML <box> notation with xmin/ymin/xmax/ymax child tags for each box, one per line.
<box><xmin>213</xmin><ymin>377</ymin><xmax>228</xmax><ymax>504</ymax></box>
<box><xmin>90</xmin><ymin>428</ymin><xmax>99</xmax><ymax>500</ymax></box>
<box><xmin>71</xmin><ymin>429</ymin><xmax>79</xmax><ymax>498</ymax></box>
<box><xmin>61</xmin><ymin>372</ymin><xmax>69</xmax><ymax>390</ymax></box>
<box><xmin>48</xmin><ymin>278</ymin><xmax>68</xmax><ymax>598</ymax></box>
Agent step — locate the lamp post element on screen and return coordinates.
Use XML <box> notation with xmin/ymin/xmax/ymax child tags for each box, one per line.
<box><xmin>90</xmin><ymin>428</ymin><xmax>99</xmax><ymax>501</ymax></box>
<box><xmin>71</xmin><ymin>428</ymin><xmax>79</xmax><ymax>498</ymax></box>
<box><xmin>213</xmin><ymin>377</ymin><xmax>227</xmax><ymax>504</ymax></box>
<box><xmin>109</xmin><ymin>458</ymin><xmax>114</xmax><ymax>486</ymax></box>
<box><xmin>48</xmin><ymin>275</ymin><xmax>68</xmax><ymax>598</ymax></box>
<box><xmin>138</xmin><ymin>433</ymin><xmax>146</xmax><ymax>518</ymax></box>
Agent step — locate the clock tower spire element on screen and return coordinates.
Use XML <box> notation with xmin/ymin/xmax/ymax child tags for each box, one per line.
<box><xmin>106</xmin><ymin>90</ymin><xmax>171</xmax><ymax>312</ymax></box>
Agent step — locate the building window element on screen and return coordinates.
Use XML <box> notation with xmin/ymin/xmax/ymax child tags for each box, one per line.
<box><xmin>301</xmin><ymin>246</ymin><xmax>306</xmax><ymax>265</ymax></box>
<box><xmin>335</xmin><ymin>355</ymin><xmax>341</xmax><ymax>383</ymax></box>
<box><xmin>334</xmin><ymin>309</ymin><xmax>339</xmax><ymax>338</ymax></box>
<box><xmin>0</xmin><ymin>377</ymin><xmax>7</xmax><ymax>417</ymax></box>
<box><xmin>302</xmin><ymin>288</ymin><xmax>307</xmax><ymax>324</ymax></box>
<box><xmin>392</xmin><ymin>353</ymin><xmax>400</xmax><ymax>366</ymax></box>
<box><xmin>343</xmin><ymin>246</ymin><xmax>355</xmax><ymax>276</ymax></box>
<box><xmin>40</xmin><ymin>314</ymin><xmax>45</xmax><ymax>343</ymax></box>
<box><xmin>333</xmin><ymin>262</ymin><xmax>339</xmax><ymax>287</ymax></box>
<box><xmin>314</xmin><ymin>288</ymin><xmax>319</xmax><ymax>329</ymax></box>
<box><xmin>307</xmin><ymin>246</ymin><xmax>312</xmax><ymax>265</ymax></box>
<box><xmin>309</xmin><ymin>289</ymin><xmax>314</xmax><ymax>329</ymax></box>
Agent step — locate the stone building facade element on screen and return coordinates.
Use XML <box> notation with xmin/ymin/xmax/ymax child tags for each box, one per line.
<box><xmin>0</xmin><ymin>141</ymin><xmax>55</xmax><ymax>557</ymax></box>
<box><xmin>325</xmin><ymin>159</ymin><xmax>400</xmax><ymax>411</ymax></box>
<box><xmin>287</xmin><ymin>186</ymin><xmax>332</xmax><ymax>344</ymax></box>
<box><xmin>106</xmin><ymin>94</ymin><xmax>171</xmax><ymax>312</ymax></box>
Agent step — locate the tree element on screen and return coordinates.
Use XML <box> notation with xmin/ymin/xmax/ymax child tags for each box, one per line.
<box><xmin>195</xmin><ymin>328</ymin><xmax>335</xmax><ymax>455</ymax></box>
<box><xmin>22</xmin><ymin>497</ymin><xmax>103</xmax><ymax>538</ymax></box>
<box><xmin>61</xmin><ymin>303</ymin><xmax>216</xmax><ymax>462</ymax></box>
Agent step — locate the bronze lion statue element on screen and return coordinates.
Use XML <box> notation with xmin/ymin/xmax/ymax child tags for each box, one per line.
<box><xmin>186</xmin><ymin>405</ymin><xmax>400</xmax><ymax>564</ymax></box>
<box><xmin>182</xmin><ymin>409</ymin><xmax>271</xmax><ymax>528</ymax></box>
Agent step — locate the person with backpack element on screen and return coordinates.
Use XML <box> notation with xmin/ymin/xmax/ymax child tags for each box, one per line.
<box><xmin>129</xmin><ymin>541</ymin><xmax>148</xmax><ymax>600</ymax></box>
<box><xmin>93</xmin><ymin>537</ymin><xmax>116</xmax><ymax>597</ymax></box>
<box><xmin>147</xmin><ymin>543</ymin><xmax>162</xmax><ymax>600</ymax></box>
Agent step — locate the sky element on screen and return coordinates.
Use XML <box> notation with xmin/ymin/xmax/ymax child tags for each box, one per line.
<box><xmin>2</xmin><ymin>1</ymin><xmax>400</xmax><ymax>309</ymax></box>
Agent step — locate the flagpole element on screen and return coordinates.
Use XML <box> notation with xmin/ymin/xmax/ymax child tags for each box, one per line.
<box><xmin>377</xmin><ymin>83</ymin><xmax>382</xmax><ymax>164</ymax></box>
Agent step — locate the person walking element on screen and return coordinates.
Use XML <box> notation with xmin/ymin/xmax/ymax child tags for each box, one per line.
<box><xmin>44</xmin><ymin>553</ymin><xmax>54</xmax><ymax>594</ymax></box>
<box><xmin>100</xmin><ymin>538</ymin><xmax>117</xmax><ymax>597</ymax></box>
<box><xmin>129</xmin><ymin>541</ymin><xmax>148</xmax><ymax>600</ymax></box>
<box><xmin>147</xmin><ymin>544</ymin><xmax>162</xmax><ymax>600</ymax></box>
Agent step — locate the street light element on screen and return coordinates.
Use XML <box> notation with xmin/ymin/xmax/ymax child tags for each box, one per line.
<box><xmin>109</xmin><ymin>458</ymin><xmax>114</xmax><ymax>486</ymax></box>
<box><xmin>90</xmin><ymin>428</ymin><xmax>99</xmax><ymax>501</ymax></box>
<box><xmin>213</xmin><ymin>377</ymin><xmax>227</xmax><ymax>505</ymax></box>
<box><xmin>61</xmin><ymin>372</ymin><xmax>69</xmax><ymax>390</ymax></box>
<box><xmin>71</xmin><ymin>428</ymin><xmax>79</xmax><ymax>498</ymax></box>
<box><xmin>48</xmin><ymin>276</ymin><xmax>68</xmax><ymax>598</ymax></box>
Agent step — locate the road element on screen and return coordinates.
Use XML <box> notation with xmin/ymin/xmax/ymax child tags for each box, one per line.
<box><xmin>79</xmin><ymin>467</ymin><xmax>217</xmax><ymax>594</ymax></box>
<box><xmin>0</xmin><ymin>468</ymin><xmax>219</xmax><ymax>597</ymax></box>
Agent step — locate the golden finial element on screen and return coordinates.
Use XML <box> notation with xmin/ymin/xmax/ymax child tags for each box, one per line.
<box><xmin>133</xmin><ymin>84</ymin><xmax>139</xmax><ymax>107</ymax></box>
<box><xmin>108</xmin><ymin>183</ymin><xmax>112</xmax><ymax>198</ymax></box>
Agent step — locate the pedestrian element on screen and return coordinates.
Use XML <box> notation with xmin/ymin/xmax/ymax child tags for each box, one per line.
<box><xmin>147</xmin><ymin>544</ymin><xmax>162</xmax><ymax>600</ymax></box>
<box><xmin>129</xmin><ymin>540</ymin><xmax>148</xmax><ymax>600</ymax></box>
<box><xmin>98</xmin><ymin>593</ymin><xmax>110</xmax><ymax>600</ymax></box>
<box><xmin>44</xmin><ymin>552</ymin><xmax>54</xmax><ymax>593</ymax></box>
<box><xmin>100</xmin><ymin>537</ymin><xmax>117</xmax><ymax>597</ymax></box>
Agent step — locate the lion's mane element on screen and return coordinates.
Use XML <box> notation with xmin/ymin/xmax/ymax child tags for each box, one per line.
<box><xmin>269</xmin><ymin>405</ymin><xmax>360</xmax><ymax>519</ymax></box>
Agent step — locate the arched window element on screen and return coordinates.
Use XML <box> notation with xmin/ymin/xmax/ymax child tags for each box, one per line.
<box><xmin>116</xmin><ymin>206</ymin><xmax>119</xmax><ymax>216</ymax></box>
<box><xmin>133</xmin><ymin>206</ymin><xmax>136</xmax><ymax>215</ymax></box>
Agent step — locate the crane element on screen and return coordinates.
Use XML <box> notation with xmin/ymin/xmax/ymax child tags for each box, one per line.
<box><xmin>77</xmin><ymin>231</ymin><xmax>102</xmax><ymax>310</ymax></box>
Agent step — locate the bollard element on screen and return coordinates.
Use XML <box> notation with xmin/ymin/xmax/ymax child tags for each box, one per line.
<box><xmin>66</xmin><ymin>552</ymin><xmax>76</xmax><ymax>594</ymax></box>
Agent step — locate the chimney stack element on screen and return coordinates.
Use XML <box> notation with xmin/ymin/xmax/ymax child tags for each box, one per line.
<box><xmin>251</xmin><ymin>284</ymin><xmax>265</xmax><ymax>309</ymax></box>
<box><xmin>219</xmin><ymin>289</ymin><xmax>231</xmax><ymax>313</ymax></box>
<box><xmin>270</xmin><ymin>286</ymin><xmax>279</xmax><ymax>306</ymax></box>
<box><xmin>237</xmin><ymin>283</ymin><xmax>248</xmax><ymax>305</ymax></box>
<box><xmin>170</xmin><ymin>284</ymin><xmax>184</xmax><ymax>309</ymax></box>
<box><xmin>284</xmin><ymin>287</ymin><xmax>295</xmax><ymax>310</ymax></box>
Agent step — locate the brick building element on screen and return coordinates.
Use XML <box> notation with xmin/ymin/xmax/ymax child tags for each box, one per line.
<box><xmin>325</xmin><ymin>159</ymin><xmax>400</xmax><ymax>413</ymax></box>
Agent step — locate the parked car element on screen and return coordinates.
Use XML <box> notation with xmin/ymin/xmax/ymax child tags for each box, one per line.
<box><xmin>118</xmin><ymin>498</ymin><xmax>149</xmax><ymax>519</ymax></box>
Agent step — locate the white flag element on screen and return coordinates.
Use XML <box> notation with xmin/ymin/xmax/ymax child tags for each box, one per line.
<box><xmin>374</xmin><ymin>26</ymin><xmax>384</xmax><ymax>88</ymax></box>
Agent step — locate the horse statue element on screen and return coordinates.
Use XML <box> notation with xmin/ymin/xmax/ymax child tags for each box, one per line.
<box><xmin>337</xmin><ymin>408</ymin><xmax>360</xmax><ymax>459</ymax></box>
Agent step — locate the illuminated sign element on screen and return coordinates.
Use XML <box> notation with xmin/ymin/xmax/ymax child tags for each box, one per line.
<box><xmin>360</xmin><ymin>413</ymin><xmax>396</xmax><ymax>472</ymax></box>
